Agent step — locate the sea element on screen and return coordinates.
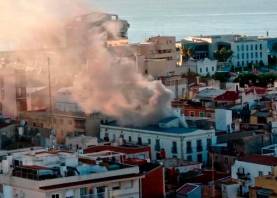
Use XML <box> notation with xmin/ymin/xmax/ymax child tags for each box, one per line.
<box><xmin>90</xmin><ymin>0</ymin><xmax>277</xmax><ymax>42</ymax></box>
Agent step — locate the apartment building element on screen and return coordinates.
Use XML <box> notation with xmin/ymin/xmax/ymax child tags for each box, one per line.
<box><xmin>0</xmin><ymin>149</ymin><xmax>142</xmax><ymax>198</ymax></box>
<box><xmin>185</xmin><ymin>34</ymin><xmax>269</xmax><ymax>67</ymax></box>
<box><xmin>100</xmin><ymin>115</ymin><xmax>216</xmax><ymax>165</ymax></box>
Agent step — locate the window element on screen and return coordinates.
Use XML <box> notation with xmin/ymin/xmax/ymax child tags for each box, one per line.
<box><xmin>250</xmin><ymin>44</ymin><xmax>253</xmax><ymax>50</ymax></box>
<box><xmin>148</xmin><ymin>139</ymin><xmax>151</xmax><ymax>145</ymax></box>
<box><xmin>246</xmin><ymin>53</ymin><xmax>249</xmax><ymax>59</ymax></box>
<box><xmin>258</xmin><ymin>171</ymin><xmax>263</xmax><ymax>176</ymax></box>
<box><xmin>52</xmin><ymin>194</ymin><xmax>59</xmax><ymax>198</ymax></box>
<box><xmin>242</xmin><ymin>61</ymin><xmax>244</xmax><ymax>66</ymax></box>
<box><xmin>237</xmin><ymin>53</ymin><xmax>240</xmax><ymax>59</ymax></box>
<box><xmin>255</xmin><ymin>52</ymin><xmax>258</xmax><ymax>58</ymax></box>
<box><xmin>128</xmin><ymin>136</ymin><xmax>132</xmax><ymax>142</ymax></box>
<box><xmin>172</xmin><ymin>141</ymin><xmax>177</xmax><ymax>154</ymax></box>
<box><xmin>137</xmin><ymin>137</ymin><xmax>142</xmax><ymax>145</ymax></box>
<box><xmin>207</xmin><ymin>138</ymin><xmax>211</xmax><ymax>149</ymax></box>
<box><xmin>197</xmin><ymin>153</ymin><xmax>202</xmax><ymax>162</ymax></box>
<box><xmin>241</xmin><ymin>45</ymin><xmax>244</xmax><ymax>51</ymax></box>
<box><xmin>251</xmin><ymin>53</ymin><xmax>253</xmax><ymax>59</ymax></box>
<box><xmin>260</xmin><ymin>52</ymin><xmax>263</xmax><ymax>58</ymax></box>
<box><xmin>260</xmin><ymin>44</ymin><xmax>262</xmax><ymax>50</ymax></box>
<box><xmin>206</xmin><ymin>67</ymin><xmax>208</xmax><ymax>72</ymax></box>
<box><xmin>246</xmin><ymin>45</ymin><xmax>248</xmax><ymax>51</ymax></box>
<box><xmin>190</xmin><ymin>111</ymin><xmax>195</xmax><ymax>117</ymax></box>
<box><xmin>197</xmin><ymin>140</ymin><xmax>202</xmax><ymax>152</ymax></box>
<box><xmin>186</xmin><ymin>141</ymin><xmax>192</xmax><ymax>153</ymax></box>
<box><xmin>237</xmin><ymin>45</ymin><xmax>240</xmax><ymax>51</ymax></box>
<box><xmin>211</xmin><ymin>66</ymin><xmax>214</xmax><ymax>72</ymax></box>
<box><xmin>187</xmin><ymin>155</ymin><xmax>192</xmax><ymax>161</ymax></box>
<box><xmin>200</xmin><ymin>68</ymin><xmax>202</xmax><ymax>73</ymax></box>
<box><xmin>255</xmin><ymin>44</ymin><xmax>258</xmax><ymax>50</ymax></box>
<box><xmin>237</xmin><ymin>61</ymin><xmax>240</xmax><ymax>67</ymax></box>
<box><xmin>155</xmin><ymin>139</ymin><xmax>161</xmax><ymax>151</ymax></box>
<box><xmin>241</xmin><ymin>53</ymin><xmax>244</xmax><ymax>59</ymax></box>
<box><xmin>200</xmin><ymin>112</ymin><xmax>205</xmax><ymax>117</ymax></box>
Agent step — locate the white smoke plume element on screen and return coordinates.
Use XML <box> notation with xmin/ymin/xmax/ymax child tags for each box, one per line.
<box><xmin>0</xmin><ymin>0</ymin><xmax>174</xmax><ymax>126</ymax></box>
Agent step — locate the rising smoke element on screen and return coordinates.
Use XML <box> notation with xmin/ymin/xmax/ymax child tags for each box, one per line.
<box><xmin>0</xmin><ymin>0</ymin><xmax>174</xmax><ymax>126</ymax></box>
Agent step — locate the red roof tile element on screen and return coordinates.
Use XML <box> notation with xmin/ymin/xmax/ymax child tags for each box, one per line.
<box><xmin>214</xmin><ymin>91</ymin><xmax>239</xmax><ymax>102</ymax></box>
<box><xmin>84</xmin><ymin>145</ymin><xmax>151</xmax><ymax>155</ymax></box>
<box><xmin>239</xmin><ymin>155</ymin><xmax>277</xmax><ymax>166</ymax></box>
<box><xmin>245</xmin><ymin>87</ymin><xmax>267</xmax><ymax>95</ymax></box>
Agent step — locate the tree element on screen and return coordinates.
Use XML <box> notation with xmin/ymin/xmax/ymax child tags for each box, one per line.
<box><xmin>214</xmin><ymin>47</ymin><xmax>233</xmax><ymax>62</ymax></box>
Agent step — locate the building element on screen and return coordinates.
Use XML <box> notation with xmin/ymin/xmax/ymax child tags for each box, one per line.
<box><xmin>84</xmin><ymin>144</ymin><xmax>151</xmax><ymax>161</ymax></box>
<box><xmin>0</xmin><ymin>68</ymin><xmax>27</xmax><ymax>118</ymax></box>
<box><xmin>65</xmin><ymin>135</ymin><xmax>98</xmax><ymax>150</ymax></box>
<box><xmin>124</xmin><ymin>159</ymin><xmax>165</xmax><ymax>198</ymax></box>
<box><xmin>231</xmin><ymin>155</ymin><xmax>277</xmax><ymax>195</ymax></box>
<box><xmin>195</xmin><ymin>58</ymin><xmax>218</xmax><ymax>76</ymax></box>
<box><xmin>100</xmin><ymin>115</ymin><xmax>216</xmax><ymax>164</ymax></box>
<box><xmin>161</xmin><ymin>75</ymin><xmax>188</xmax><ymax>99</ymax></box>
<box><xmin>250</xmin><ymin>171</ymin><xmax>277</xmax><ymax>198</ymax></box>
<box><xmin>186</xmin><ymin>34</ymin><xmax>269</xmax><ymax>68</ymax></box>
<box><xmin>0</xmin><ymin>149</ymin><xmax>142</xmax><ymax>198</ymax></box>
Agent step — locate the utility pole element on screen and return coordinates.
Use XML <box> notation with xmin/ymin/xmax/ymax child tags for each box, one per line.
<box><xmin>47</xmin><ymin>56</ymin><xmax>53</xmax><ymax>128</ymax></box>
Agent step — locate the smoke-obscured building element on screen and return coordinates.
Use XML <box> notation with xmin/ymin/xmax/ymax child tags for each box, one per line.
<box><xmin>100</xmin><ymin>112</ymin><xmax>216</xmax><ymax>165</ymax></box>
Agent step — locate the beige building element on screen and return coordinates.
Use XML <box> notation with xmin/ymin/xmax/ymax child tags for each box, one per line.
<box><xmin>19</xmin><ymin>111</ymin><xmax>106</xmax><ymax>143</ymax></box>
<box><xmin>108</xmin><ymin>36</ymin><xmax>178</xmax><ymax>78</ymax></box>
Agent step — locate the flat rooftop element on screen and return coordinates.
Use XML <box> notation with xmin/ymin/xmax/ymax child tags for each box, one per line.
<box><xmin>6</xmin><ymin>149</ymin><xmax>138</xmax><ymax>181</ymax></box>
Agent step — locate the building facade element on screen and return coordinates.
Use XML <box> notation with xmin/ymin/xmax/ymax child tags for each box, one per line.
<box><xmin>100</xmin><ymin>117</ymin><xmax>216</xmax><ymax>165</ymax></box>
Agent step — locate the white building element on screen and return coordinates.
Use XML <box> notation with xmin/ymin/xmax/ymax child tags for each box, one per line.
<box><xmin>0</xmin><ymin>149</ymin><xmax>142</xmax><ymax>198</ymax></box>
<box><xmin>196</xmin><ymin>58</ymin><xmax>217</xmax><ymax>76</ymax></box>
<box><xmin>186</xmin><ymin>34</ymin><xmax>269</xmax><ymax>68</ymax></box>
<box><xmin>215</xmin><ymin>109</ymin><xmax>233</xmax><ymax>132</ymax></box>
<box><xmin>65</xmin><ymin>135</ymin><xmax>98</xmax><ymax>150</ymax></box>
<box><xmin>231</xmin><ymin>155</ymin><xmax>277</xmax><ymax>194</ymax></box>
<box><xmin>100</xmin><ymin>116</ymin><xmax>216</xmax><ymax>164</ymax></box>
<box><xmin>231</xmin><ymin>37</ymin><xmax>268</xmax><ymax>68</ymax></box>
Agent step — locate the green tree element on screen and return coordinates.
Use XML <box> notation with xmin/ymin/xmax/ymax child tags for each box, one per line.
<box><xmin>214</xmin><ymin>47</ymin><xmax>233</xmax><ymax>62</ymax></box>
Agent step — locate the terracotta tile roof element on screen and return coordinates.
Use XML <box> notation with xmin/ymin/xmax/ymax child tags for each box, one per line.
<box><xmin>239</xmin><ymin>155</ymin><xmax>277</xmax><ymax>166</ymax></box>
<box><xmin>84</xmin><ymin>145</ymin><xmax>151</xmax><ymax>155</ymax></box>
<box><xmin>214</xmin><ymin>91</ymin><xmax>239</xmax><ymax>102</ymax></box>
<box><xmin>245</xmin><ymin>87</ymin><xmax>267</xmax><ymax>95</ymax></box>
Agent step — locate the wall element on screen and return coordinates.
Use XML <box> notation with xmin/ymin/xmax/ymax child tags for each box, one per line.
<box><xmin>142</xmin><ymin>166</ymin><xmax>165</xmax><ymax>198</ymax></box>
<box><xmin>100</xmin><ymin>125</ymin><xmax>216</xmax><ymax>164</ymax></box>
<box><xmin>231</xmin><ymin>160</ymin><xmax>273</xmax><ymax>193</ymax></box>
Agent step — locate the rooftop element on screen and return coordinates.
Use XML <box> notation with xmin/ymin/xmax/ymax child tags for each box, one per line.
<box><xmin>84</xmin><ymin>144</ymin><xmax>151</xmax><ymax>155</ymax></box>
<box><xmin>214</xmin><ymin>91</ymin><xmax>240</xmax><ymax>102</ymax></box>
<box><xmin>4</xmin><ymin>149</ymin><xmax>139</xmax><ymax>182</ymax></box>
<box><xmin>238</xmin><ymin>155</ymin><xmax>277</xmax><ymax>166</ymax></box>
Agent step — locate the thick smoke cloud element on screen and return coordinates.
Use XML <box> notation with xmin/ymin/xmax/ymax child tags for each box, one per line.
<box><xmin>0</xmin><ymin>0</ymin><xmax>174</xmax><ymax>126</ymax></box>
